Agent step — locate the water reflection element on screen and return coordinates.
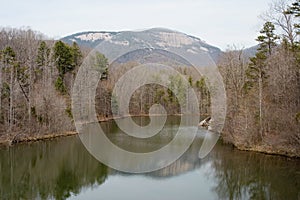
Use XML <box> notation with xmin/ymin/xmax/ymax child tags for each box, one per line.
<box><xmin>0</xmin><ymin>137</ymin><xmax>108</xmax><ymax>200</ymax></box>
<box><xmin>0</xmin><ymin>116</ymin><xmax>299</xmax><ymax>200</ymax></box>
<box><xmin>210</xmin><ymin>144</ymin><xmax>300</xmax><ymax>200</ymax></box>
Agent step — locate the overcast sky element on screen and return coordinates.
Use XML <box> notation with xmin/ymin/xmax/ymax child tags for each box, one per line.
<box><xmin>0</xmin><ymin>0</ymin><xmax>274</xmax><ymax>50</ymax></box>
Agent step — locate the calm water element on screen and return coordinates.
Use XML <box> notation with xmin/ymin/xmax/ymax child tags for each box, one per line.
<box><xmin>0</xmin><ymin>116</ymin><xmax>299</xmax><ymax>200</ymax></box>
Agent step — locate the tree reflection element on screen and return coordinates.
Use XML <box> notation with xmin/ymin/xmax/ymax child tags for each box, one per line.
<box><xmin>210</xmin><ymin>143</ymin><xmax>300</xmax><ymax>200</ymax></box>
<box><xmin>0</xmin><ymin>136</ymin><xmax>108</xmax><ymax>200</ymax></box>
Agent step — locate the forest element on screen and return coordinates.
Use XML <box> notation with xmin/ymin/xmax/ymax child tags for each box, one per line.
<box><xmin>0</xmin><ymin>0</ymin><xmax>299</xmax><ymax>156</ymax></box>
<box><xmin>219</xmin><ymin>0</ymin><xmax>300</xmax><ymax>156</ymax></box>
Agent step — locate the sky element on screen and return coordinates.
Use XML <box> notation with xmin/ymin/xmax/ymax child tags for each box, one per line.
<box><xmin>0</xmin><ymin>0</ymin><xmax>274</xmax><ymax>50</ymax></box>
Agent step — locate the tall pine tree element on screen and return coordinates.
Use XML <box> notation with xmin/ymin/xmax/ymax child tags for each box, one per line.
<box><xmin>245</xmin><ymin>21</ymin><xmax>279</xmax><ymax>139</ymax></box>
<box><xmin>257</xmin><ymin>22</ymin><xmax>279</xmax><ymax>56</ymax></box>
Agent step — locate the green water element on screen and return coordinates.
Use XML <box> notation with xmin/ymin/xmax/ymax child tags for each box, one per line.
<box><xmin>0</xmin><ymin>116</ymin><xmax>299</xmax><ymax>200</ymax></box>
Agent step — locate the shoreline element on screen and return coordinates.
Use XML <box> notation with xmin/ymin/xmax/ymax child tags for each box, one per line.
<box><xmin>0</xmin><ymin>114</ymin><xmax>299</xmax><ymax>159</ymax></box>
<box><xmin>235</xmin><ymin>144</ymin><xmax>300</xmax><ymax>158</ymax></box>
<box><xmin>0</xmin><ymin>131</ymin><xmax>78</xmax><ymax>146</ymax></box>
<box><xmin>0</xmin><ymin>114</ymin><xmax>195</xmax><ymax>146</ymax></box>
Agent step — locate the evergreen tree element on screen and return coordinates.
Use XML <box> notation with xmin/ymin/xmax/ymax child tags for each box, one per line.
<box><xmin>71</xmin><ymin>42</ymin><xmax>82</xmax><ymax>67</ymax></box>
<box><xmin>36</xmin><ymin>41</ymin><xmax>50</xmax><ymax>67</ymax></box>
<box><xmin>91</xmin><ymin>52</ymin><xmax>108</xmax><ymax>80</ymax></box>
<box><xmin>2</xmin><ymin>46</ymin><xmax>16</xmax><ymax>65</ymax></box>
<box><xmin>245</xmin><ymin>22</ymin><xmax>278</xmax><ymax>90</ymax></box>
<box><xmin>245</xmin><ymin>22</ymin><xmax>279</xmax><ymax>139</ymax></box>
<box><xmin>286</xmin><ymin>0</ymin><xmax>300</xmax><ymax>35</ymax></box>
<box><xmin>36</xmin><ymin>41</ymin><xmax>51</xmax><ymax>85</ymax></box>
<box><xmin>53</xmin><ymin>41</ymin><xmax>74</xmax><ymax>78</ymax></box>
<box><xmin>53</xmin><ymin>41</ymin><xmax>74</xmax><ymax>93</ymax></box>
<box><xmin>256</xmin><ymin>22</ymin><xmax>279</xmax><ymax>56</ymax></box>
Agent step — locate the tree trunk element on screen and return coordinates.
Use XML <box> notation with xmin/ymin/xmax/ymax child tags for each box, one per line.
<box><xmin>258</xmin><ymin>71</ymin><xmax>263</xmax><ymax>140</ymax></box>
<box><xmin>28</xmin><ymin>61</ymin><xmax>32</xmax><ymax>134</ymax></box>
<box><xmin>9</xmin><ymin>67</ymin><xmax>13</xmax><ymax>131</ymax></box>
<box><xmin>0</xmin><ymin>65</ymin><xmax>2</xmax><ymax>122</ymax></box>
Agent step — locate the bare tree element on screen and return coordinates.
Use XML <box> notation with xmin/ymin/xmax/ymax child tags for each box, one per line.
<box><xmin>261</xmin><ymin>0</ymin><xmax>297</xmax><ymax>45</ymax></box>
<box><xmin>218</xmin><ymin>46</ymin><xmax>249</xmax><ymax>143</ymax></box>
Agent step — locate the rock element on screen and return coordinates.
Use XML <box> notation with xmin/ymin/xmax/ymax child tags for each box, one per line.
<box><xmin>199</xmin><ymin>117</ymin><xmax>211</xmax><ymax>128</ymax></box>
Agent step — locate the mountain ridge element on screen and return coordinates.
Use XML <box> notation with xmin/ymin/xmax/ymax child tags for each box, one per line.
<box><xmin>61</xmin><ymin>28</ymin><xmax>257</xmax><ymax>61</ymax></box>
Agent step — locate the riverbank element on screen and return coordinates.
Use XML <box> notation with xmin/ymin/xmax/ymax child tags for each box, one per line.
<box><xmin>1</xmin><ymin>132</ymin><xmax>299</xmax><ymax>158</ymax></box>
<box><xmin>224</xmin><ymin>133</ymin><xmax>300</xmax><ymax>158</ymax></box>
<box><xmin>0</xmin><ymin>114</ymin><xmax>187</xmax><ymax>146</ymax></box>
<box><xmin>235</xmin><ymin>144</ymin><xmax>300</xmax><ymax>158</ymax></box>
<box><xmin>0</xmin><ymin>131</ymin><xmax>78</xmax><ymax>146</ymax></box>
<box><xmin>1</xmin><ymin>115</ymin><xmax>299</xmax><ymax>159</ymax></box>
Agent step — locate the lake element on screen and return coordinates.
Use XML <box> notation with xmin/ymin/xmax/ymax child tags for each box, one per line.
<box><xmin>0</xmin><ymin>116</ymin><xmax>299</xmax><ymax>200</ymax></box>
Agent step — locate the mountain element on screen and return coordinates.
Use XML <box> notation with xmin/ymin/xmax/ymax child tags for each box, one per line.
<box><xmin>61</xmin><ymin>31</ymin><xmax>119</xmax><ymax>48</ymax></box>
<box><xmin>243</xmin><ymin>45</ymin><xmax>258</xmax><ymax>58</ymax></box>
<box><xmin>61</xmin><ymin>28</ymin><xmax>222</xmax><ymax>63</ymax></box>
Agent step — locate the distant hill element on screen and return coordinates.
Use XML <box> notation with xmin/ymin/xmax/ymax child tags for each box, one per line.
<box><xmin>61</xmin><ymin>28</ymin><xmax>222</xmax><ymax>63</ymax></box>
<box><xmin>61</xmin><ymin>28</ymin><xmax>258</xmax><ymax>63</ymax></box>
<box><xmin>243</xmin><ymin>45</ymin><xmax>258</xmax><ymax>58</ymax></box>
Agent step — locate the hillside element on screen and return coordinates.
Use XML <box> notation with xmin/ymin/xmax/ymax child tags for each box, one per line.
<box><xmin>61</xmin><ymin>28</ymin><xmax>222</xmax><ymax>62</ymax></box>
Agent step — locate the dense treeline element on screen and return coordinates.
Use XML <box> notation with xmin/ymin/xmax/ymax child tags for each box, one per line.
<box><xmin>95</xmin><ymin>61</ymin><xmax>210</xmax><ymax>120</ymax></box>
<box><xmin>219</xmin><ymin>0</ymin><xmax>300</xmax><ymax>155</ymax></box>
<box><xmin>0</xmin><ymin>28</ymin><xmax>85</xmax><ymax>139</ymax></box>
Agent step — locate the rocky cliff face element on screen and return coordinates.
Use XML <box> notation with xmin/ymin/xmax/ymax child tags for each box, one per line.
<box><xmin>61</xmin><ymin>28</ymin><xmax>222</xmax><ymax>62</ymax></box>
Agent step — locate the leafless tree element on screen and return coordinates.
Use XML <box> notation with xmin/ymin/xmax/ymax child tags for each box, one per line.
<box><xmin>261</xmin><ymin>0</ymin><xmax>297</xmax><ymax>45</ymax></box>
